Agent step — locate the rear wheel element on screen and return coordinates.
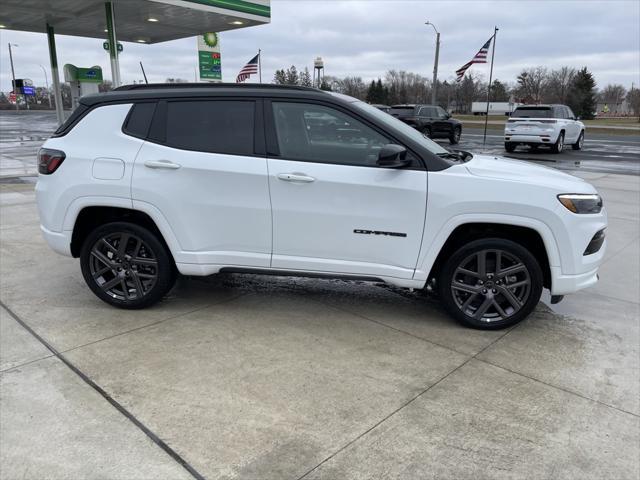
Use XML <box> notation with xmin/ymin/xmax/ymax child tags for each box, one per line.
<box><xmin>449</xmin><ymin>126</ymin><xmax>461</xmax><ymax>144</ymax></box>
<box><xmin>551</xmin><ymin>132</ymin><xmax>564</xmax><ymax>153</ymax></box>
<box><xmin>438</xmin><ymin>238</ymin><xmax>543</xmax><ymax>329</ymax></box>
<box><xmin>572</xmin><ymin>131</ymin><xmax>584</xmax><ymax>150</ymax></box>
<box><xmin>504</xmin><ymin>142</ymin><xmax>516</xmax><ymax>152</ymax></box>
<box><xmin>80</xmin><ymin>222</ymin><xmax>176</xmax><ymax>309</ymax></box>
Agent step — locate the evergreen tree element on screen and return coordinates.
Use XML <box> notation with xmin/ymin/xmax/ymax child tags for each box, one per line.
<box><xmin>284</xmin><ymin>66</ymin><xmax>299</xmax><ymax>85</ymax></box>
<box><xmin>273</xmin><ymin>69</ymin><xmax>287</xmax><ymax>85</ymax></box>
<box><xmin>366</xmin><ymin>80</ymin><xmax>377</xmax><ymax>103</ymax></box>
<box><xmin>568</xmin><ymin>67</ymin><xmax>597</xmax><ymax>120</ymax></box>
<box><xmin>299</xmin><ymin>67</ymin><xmax>313</xmax><ymax>87</ymax></box>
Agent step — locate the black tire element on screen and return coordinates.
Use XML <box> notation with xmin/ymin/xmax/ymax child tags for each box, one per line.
<box><xmin>422</xmin><ymin>126</ymin><xmax>432</xmax><ymax>138</ymax></box>
<box><xmin>438</xmin><ymin>238</ymin><xmax>543</xmax><ymax>330</ymax></box>
<box><xmin>449</xmin><ymin>126</ymin><xmax>462</xmax><ymax>144</ymax></box>
<box><xmin>504</xmin><ymin>142</ymin><xmax>516</xmax><ymax>152</ymax></box>
<box><xmin>572</xmin><ymin>130</ymin><xmax>584</xmax><ymax>150</ymax></box>
<box><xmin>80</xmin><ymin>222</ymin><xmax>176</xmax><ymax>309</ymax></box>
<box><xmin>550</xmin><ymin>131</ymin><xmax>565</xmax><ymax>153</ymax></box>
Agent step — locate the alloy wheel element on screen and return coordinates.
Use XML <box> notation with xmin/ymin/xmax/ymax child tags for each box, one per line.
<box><xmin>89</xmin><ymin>232</ymin><xmax>158</xmax><ymax>301</ymax></box>
<box><xmin>450</xmin><ymin>249</ymin><xmax>531</xmax><ymax>322</ymax></box>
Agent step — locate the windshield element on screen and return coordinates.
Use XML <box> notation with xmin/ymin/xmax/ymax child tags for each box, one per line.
<box><xmin>352</xmin><ymin>101</ymin><xmax>450</xmax><ymax>155</ymax></box>
<box><xmin>512</xmin><ymin>107</ymin><xmax>553</xmax><ymax>118</ymax></box>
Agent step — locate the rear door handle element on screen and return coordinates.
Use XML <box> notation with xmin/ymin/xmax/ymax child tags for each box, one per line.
<box><xmin>277</xmin><ymin>173</ymin><xmax>315</xmax><ymax>183</ymax></box>
<box><xmin>144</xmin><ymin>160</ymin><xmax>181</xmax><ymax>170</ymax></box>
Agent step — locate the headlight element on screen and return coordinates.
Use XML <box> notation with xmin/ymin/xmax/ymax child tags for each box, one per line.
<box><xmin>558</xmin><ymin>194</ymin><xmax>603</xmax><ymax>214</ymax></box>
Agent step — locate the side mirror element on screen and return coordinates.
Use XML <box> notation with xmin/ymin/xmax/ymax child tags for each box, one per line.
<box><xmin>576</xmin><ymin>116</ymin><xmax>581</xmax><ymax>121</ymax></box>
<box><xmin>377</xmin><ymin>144</ymin><xmax>410</xmax><ymax>168</ymax></box>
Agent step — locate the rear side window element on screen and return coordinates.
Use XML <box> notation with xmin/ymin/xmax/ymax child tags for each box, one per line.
<box><xmin>165</xmin><ymin>100</ymin><xmax>255</xmax><ymax>155</ymax></box>
<box><xmin>123</xmin><ymin>102</ymin><xmax>156</xmax><ymax>139</ymax></box>
<box><xmin>511</xmin><ymin>107</ymin><xmax>553</xmax><ymax>118</ymax></box>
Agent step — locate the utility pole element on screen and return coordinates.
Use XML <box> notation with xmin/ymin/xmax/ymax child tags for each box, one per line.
<box><xmin>8</xmin><ymin>43</ymin><xmax>19</xmax><ymax>111</ymax></box>
<box><xmin>426</xmin><ymin>21</ymin><xmax>440</xmax><ymax>106</ymax></box>
<box><xmin>39</xmin><ymin>64</ymin><xmax>52</xmax><ymax>108</ymax></box>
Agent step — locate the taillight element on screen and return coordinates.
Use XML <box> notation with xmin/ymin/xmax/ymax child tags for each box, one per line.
<box><xmin>38</xmin><ymin>148</ymin><xmax>66</xmax><ymax>174</ymax></box>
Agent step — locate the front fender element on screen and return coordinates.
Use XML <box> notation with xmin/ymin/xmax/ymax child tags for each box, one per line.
<box><xmin>413</xmin><ymin>213</ymin><xmax>561</xmax><ymax>282</ymax></box>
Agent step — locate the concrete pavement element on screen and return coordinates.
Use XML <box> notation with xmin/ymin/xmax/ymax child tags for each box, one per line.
<box><xmin>0</xmin><ymin>170</ymin><xmax>638</xmax><ymax>479</ymax></box>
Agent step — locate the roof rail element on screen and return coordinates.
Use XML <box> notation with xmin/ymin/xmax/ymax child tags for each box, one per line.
<box><xmin>114</xmin><ymin>82</ymin><xmax>321</xmax><ymax>92</ymax></box>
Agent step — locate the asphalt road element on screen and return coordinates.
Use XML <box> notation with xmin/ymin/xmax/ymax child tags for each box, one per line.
<box><xmin>447</xmin><ymin>127</ymin><xmax>640</xmax><ymax>175</ymax></box>
<box><xmin>1</xmin><ymin>111</ymin><xmax>639</xmax><ymax>177</ymax></box>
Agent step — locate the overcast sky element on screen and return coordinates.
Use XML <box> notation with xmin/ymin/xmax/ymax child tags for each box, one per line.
<box><xmin>1</xmin><ymin>0</ymin><xmax>638</xmax><ymax>92</ymax></box>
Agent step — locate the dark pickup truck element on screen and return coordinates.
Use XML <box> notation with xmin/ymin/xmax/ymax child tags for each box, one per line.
<box><xmin>389</xmin><ymin>104</ymin><xmax>462</xmax><ymax>144</ymax></box>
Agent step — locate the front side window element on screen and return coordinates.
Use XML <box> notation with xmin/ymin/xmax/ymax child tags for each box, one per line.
<box><xmin>165</xmin><ymin>100</ymin><xmax>255</xmax><ymax>155</ymax></box>
<box><xmin>272</xmin><ymin>102</ymin><xmax>392</xmax><ymax>167</ymax></box>
<box><xmin>436</xmin><ymin>107</ymin><xmax>449</xmax><ymax>119</ymax></box>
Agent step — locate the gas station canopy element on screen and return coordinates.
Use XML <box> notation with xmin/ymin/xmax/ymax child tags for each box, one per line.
<box><xmin>0</xmin><ymin>0</ymin><xmax>270</xmax><ymax>44</ymax></box>
<box><xmin>1</xmin><ymin>0</ymin><xmax>270</xmax><ymax>125</ymax></box>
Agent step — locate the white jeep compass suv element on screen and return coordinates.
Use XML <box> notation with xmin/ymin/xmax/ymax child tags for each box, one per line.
<box><xmin>505</xmin><ymin>104</ymin><xmax>585</xmax><ymax>153</ymax></box>
<box><xmin>36</xmin><ymin>84</ymin><xmax>606</xmax><ymax>329</ymax></box>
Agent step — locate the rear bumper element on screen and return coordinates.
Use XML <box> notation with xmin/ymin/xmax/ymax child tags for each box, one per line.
<box><xmin>504</xmin><ymin>133</ymin><xmax>557</xmax><ymax>145</ymax></box>
<box><xmin>40</xmin><ymin>225</ymin><xmax>72</xmax><ymax>257</ymax></box>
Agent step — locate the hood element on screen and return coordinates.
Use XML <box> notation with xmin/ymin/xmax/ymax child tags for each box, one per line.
<box><xmin>464</xmin><ymin>154</ymin><xmax>596</xmax><ymax>193</ymax></box>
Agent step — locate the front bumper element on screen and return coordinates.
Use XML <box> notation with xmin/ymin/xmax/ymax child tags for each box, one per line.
<box><xmin>550</xmin><ymin>265</ymin><xmax>600</xmax><ymax>295</ymax></box>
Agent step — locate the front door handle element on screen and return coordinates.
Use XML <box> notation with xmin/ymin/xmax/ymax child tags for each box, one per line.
<box><xmin>144</xmin><ymin>160</ymin><xmax>181</xmax><ymax>170</ymax></box>
<box><xmin>277</xmin><ymin>173</ymin><xmax>315</xmax><ymax>183</ymax></box>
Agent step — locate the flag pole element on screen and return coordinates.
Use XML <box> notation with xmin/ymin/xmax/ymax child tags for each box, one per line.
<box><xmin>483</xmin><ymin>26</ymin><xmax>498</xmax><ymax>146</ymax></box>
<box><xmin>258</xmin><ymin>49</ymin><xmax>262</xmax><ymax>84</ymax></box>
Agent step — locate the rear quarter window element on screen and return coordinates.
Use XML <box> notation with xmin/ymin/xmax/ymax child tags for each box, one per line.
<box><xmin>123</xmin><ymin>102</ymin><xmax>157</xmax><ymax>139</ymax></box>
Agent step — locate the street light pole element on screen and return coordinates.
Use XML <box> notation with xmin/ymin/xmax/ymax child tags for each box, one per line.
<box><xmin>8</xmin><ymin>43</ymin><xmax>19</xmax><ymax>111</ymax></box>
<box><xmin>39</xmin><ymin>64</ymin><xmax>52</xmax><ymax>109</ymax></box>
<box><xmin>426</xmin><ymin>21</ymin><xmax>440</xmax><ymax>106</ymax></box>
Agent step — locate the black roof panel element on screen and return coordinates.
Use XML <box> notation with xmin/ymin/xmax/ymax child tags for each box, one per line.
<box><xmin>81</xmin><ymin>83</ymin><xmax>333</xmax><ymax>107</ymax></box>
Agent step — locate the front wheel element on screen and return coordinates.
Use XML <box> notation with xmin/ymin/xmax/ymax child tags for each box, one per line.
<box><xmin>422</xmin><ymin>126</ymin><xmax>432</xmax><ymax>138</ymax></box>
<box><xmin>449</xmin><ymin>127</ymin><xmax>461</xmax><ymax>144</ymax></box>
<box><xmin>80</xmin><ymin>222</ymin><xmax>176</xmax><ymax>309</ymax></box>
<box><xmin>504</xmin><ymin>142</ymin><xmax>516</xmax><ymax>152</ymax></box>
<box><xmin>438</xmin><ymin>238</ymin><xmax>543</xmax><ymax>329</ymax></box>
<box><xmin>572</xmin><ymin>131</ymin><xmax>584</xmax><ymax>150</ymax></box>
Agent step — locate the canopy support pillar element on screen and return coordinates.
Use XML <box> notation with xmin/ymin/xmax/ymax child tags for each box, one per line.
<box><xmin>105</xmin><ymin>2</ymin><xmax>121</xmax><ymax>87</ymax></box>
<box><xmin>46</xmin><ymin>23</ymin><xmax>65</xmax><ymax>126</ymax></box>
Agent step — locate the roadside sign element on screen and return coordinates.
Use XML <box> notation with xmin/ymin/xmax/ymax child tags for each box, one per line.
<box><xmin>197</xmin><ymin>32</ymin><xmax>222</xmax><ymax>82</ymax></box>
<box><xmin>21</xmin><ymin>86</ymin><xmax>36</xmax><ymax>96</ymax></box>
<box><xmin>8</xmin><ymin>92</ymin><xmax>16</xmax><ymax>103</ymax></box>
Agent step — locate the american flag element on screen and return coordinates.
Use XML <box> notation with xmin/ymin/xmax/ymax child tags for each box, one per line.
<box><xmin>455</xmin><ymin>37</ymin><xmax>493</xmax><ymax>82</ymax></box>
<box><xmin>236</xmin><ymin>53</ymin><xmax>260</xmax><ymax>83</ymax></box>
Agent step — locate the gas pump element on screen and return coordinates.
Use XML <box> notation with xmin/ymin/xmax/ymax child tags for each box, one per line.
<box><xmin>63</xmin><ymin>64</ymin><xmax>103</xmax><ymax>110</ymax></box>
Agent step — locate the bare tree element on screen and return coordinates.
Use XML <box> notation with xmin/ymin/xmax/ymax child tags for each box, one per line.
<box><xmin>384</xmin><ymin>70</ymin><xmax>431</xmax><ymax>104</ymax></box>
<box><xmin>454</xmin><ymin>72</ymin><xmax>485</xmax><ymax>113</ymax></box>
<box><xmin>515</xmin><ymin>67</ymin><xmax>548</xmax><ymax>103</ymax></box>
<box><xmin>332</xmin><ymin>76</ymin><xmax>367</xmax><ymax>99</ymax></box>
<box><xmin>600</xmin><ymin>84</ymin><xmax>627</xmax><ymax>106</ymax></box>
<box><xmin>626</xmin><ymin>88</ymin><xmax>640</xmax><ymax>119</ymax></box>
<box><xmin>544</xmin><ymin>67</ymin><xmax>576</xmax><ymax>103</ymax></box>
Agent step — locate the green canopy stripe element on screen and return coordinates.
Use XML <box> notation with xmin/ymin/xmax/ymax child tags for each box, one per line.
<box><xmin>181</xmin><ymin>0</ymin><xmax>270</xmax><ymax>17</ymax></box>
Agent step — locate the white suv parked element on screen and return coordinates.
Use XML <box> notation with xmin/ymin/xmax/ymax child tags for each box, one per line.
<box><xmin>505</xmin><ymin>105</ymin><xmax>585</xmax><ymax>153</ymax></box>
<box><xmin>36</xmin><ymin>85</ymin><xmax>606</xmax><ymax>329</ymax></box>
